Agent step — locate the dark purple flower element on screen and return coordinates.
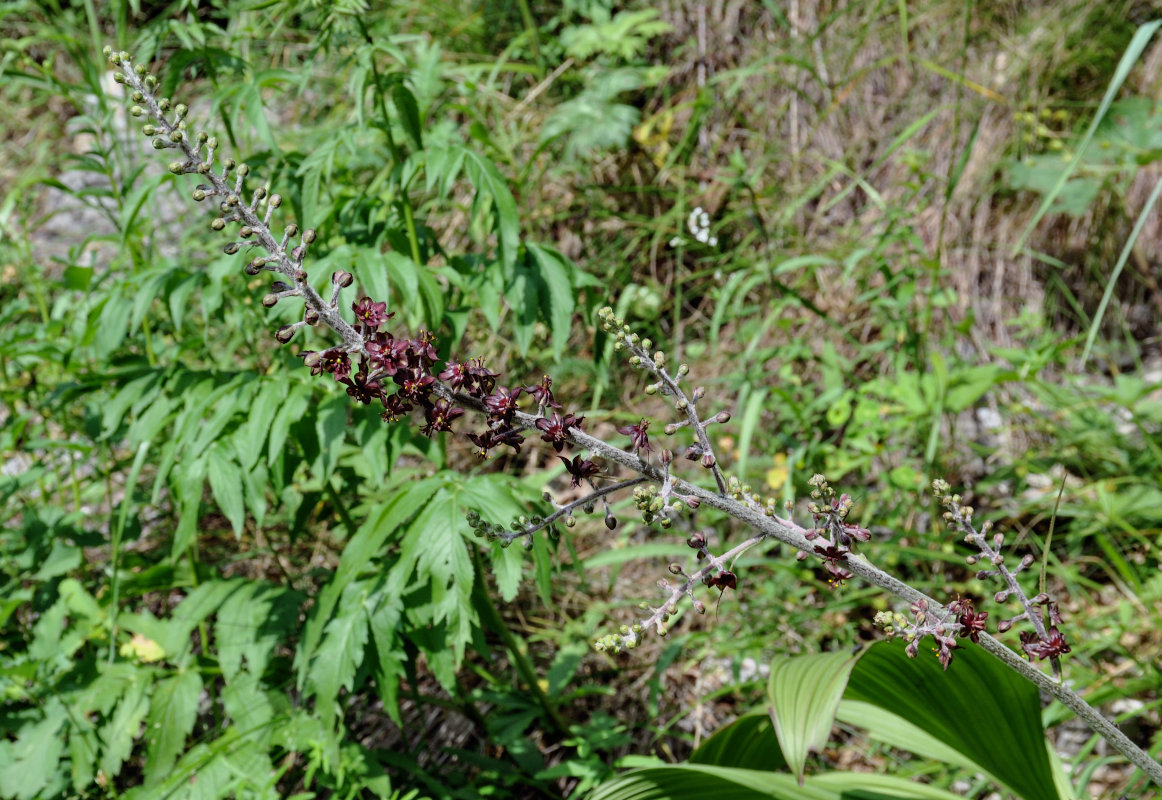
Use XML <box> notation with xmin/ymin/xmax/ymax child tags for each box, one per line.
<box><xmin>420</xmin><ymin>399</ymin><xmax>465</xmax><ymax>438</ymax></box>
<box><xmin>484</xmin><ymin>386</ymin><xmax>523</xmax><ymax>423</ymax></box>
<box><xmin>534</xmin><ymin>412</ymin><xmax>585</xmax><ymax>452</ymax></box>
<box><xmin>951</xmin><ymin>600</ymin><xmax>988</xmax><ymax>643</ymax></box>
<box><xmin>560</xmin><ymin>455</ymin><xmax>600</xmax><ymax>487</ymax></box>
<box><xmin>465</xmin><ymin>358</ymin><xmax>499</xmax><ymax>396</ymax></box>
<box><xmin>342</xmin><ymin>367</ymin><xmax>384</xmax><ymax>405</ymax></box>
<box><xmin>380</xmin><ymin>394</ymin><xmax>413</xmax><ymax>422</ymax></box>
<box><xmin>1020</xmin><ymin>627</ymin><xmax>1071</xmax><ymax>661</ymax></box>
<box><xmin>524</xmin><ymin>374</ymin><xmax>562</xmax><ymax>411</ymax></box>
<box><xmin>438</xmin><ymin>362</ymin><xmax>469</xmax><ymax>390</ymax></box>
<box><xmin>617</xmin><ymin>418</ymin><xmax>651</xmax><ymax>454</ymax></box>
<box><xmin>302</xmin><ymin>348</ymin><xmax>351</xmax><ymax>382</ymax></box>
<box><xmin>467</xmin><ymin>425</ymin><xmax>525</xmax><ymax>459</ymax></box>
<box><xmin>352</xmin><ymin>296</ymin><xmax>393</xmax><ymax>329</ymax></box>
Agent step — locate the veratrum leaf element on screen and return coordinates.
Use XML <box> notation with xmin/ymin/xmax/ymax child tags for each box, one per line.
<box><xmin>845</xmin><ymin>641</ymin><xmax>1062</xmax><ymax>800</ymax></box>
<box><xmin>766</xmin><ymin>650</ymin><xmax>861</xmax><ymax>785</ymax></box>
<box><xmin>589</xmin><ymin>764</ymin><xmax>964</xmax><ymax>800</ymax></box>
<box><xmin>690</xmin><ymin>713</ymin><xmax>786</xmax><ymax>771</ymax></box>
<box><xmin>0</xmin><ymin>699</ymin><xmax>67</xmax><ymax>800</ymax></box>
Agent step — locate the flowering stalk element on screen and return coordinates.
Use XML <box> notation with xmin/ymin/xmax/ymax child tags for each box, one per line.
<box><xmin>103</xmin><ymin>48</ymin><xmax>1162</xmax><ymax>786</ymax></box>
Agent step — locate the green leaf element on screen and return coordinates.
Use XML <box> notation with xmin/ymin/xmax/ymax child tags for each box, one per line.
<box><xmin>845</xmin><ymin>641</ymin><xmax>1062</xmax><ymax>800</ymax></box>
<box><xmin>392</xmin><ymin>82</ymin><xmax>424</xmax><ymax>150</ymax></box>
<box><xmin>308</xmin><ymin>580</ymin><xmax>371</xmax><ymax>729</ymax></box>
<box><xmin>461</xmin><ymin>147</ymin><xmax>520</xmax><ymax>276</ymax></box>
<box><xmin>0</xmin><ymin>700</ymin><xmax>67</xmax><ymax>800</ymax></box>
<box><xmin>489</xmin><ymin>540</ymin><xmax>523</xmax><ymax>602</ymax></box>
<box><xmin>145</xmin><ymin>669</ymin><xmax>202</xmax><ymax>778</ymax></box>
<box><xmin>590</xmin><ymin>764</ymin><xmax>965</xmax><ymax>800</ymax></box>
<box><xmin>314</xmin><ymin>393</ymin><xmax>348</xmax><ymax>482</ymax></box>
<box><xmin>207</xmin><ymin>443</ymin><xmax>246</xmax><ymax>536</ymax></box>
<box><xmin>690</xmin><ymin>712</ymin><xmax>787</xmax><ymax>771</ymax></box>
<box><xmin>99</xmin><ymin>674</ymin><xmax>151</xmax><ymax>779</ymax></box>
<box><xmin>525</xmin><ymin>243</ymin><xmax>576</xmax><ymax>362</ymax></box>
<box><xmin>216</xmin><ymin>581</ymin><xmax>304</xmax><ymax>682</ymax></box>
<box><xmin>237</xmin><ymin>379</ymin><xmax>284</xmax><ymax>471</ymax></box>
<box><xmin>297</xmin><ymin>477</ymin><xmax>442</xmax><ymax>688</ymax></box>
<box><xmin>267</xmin><ymin>382</ymin><xmax>311</xmax><ymax>467</ymax></box>
<box><xmin>766</xmin><ymin>650</ymin><xmax>861</xmax><ymax>784</ymax></box>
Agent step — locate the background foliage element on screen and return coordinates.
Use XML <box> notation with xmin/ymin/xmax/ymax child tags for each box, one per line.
<box><xmin>2</xmin><ymin>1</ymin><xmax>1162</xmax><ymax>798</ymax></box>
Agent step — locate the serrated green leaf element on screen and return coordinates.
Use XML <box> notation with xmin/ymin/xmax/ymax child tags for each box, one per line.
<box><xmin>0</xmin><ymin>700</ymin><xmax>67</xmax><ymax>800</ymax></box>
<box><xmin>207</xmin><ymin>443</ymin><xmax>245</xmax><ymax>536</ymax></box>
<box><xmin>297</xmin><ymin>477</ymin><xmax>442</xmax><ymax>688</ymax></box>
<box><xmin>237</xmin><ymin>379</ymin><xmax>284</xmax><ymax>471</ymax></box>
<box><xmin>525</xmin><ymin>243</ymin><xmax>576</xmax><ymax>362</ymax></box>
<box><xmin>145</xmin><ymin>669</ymin><xmax>202</xmax><ymax>778</ymax></box>
<box><xmin>308</xmin><ymin>580</ymin><xmax>370</xmax><ymax>729</ymax></box>
<box><xmin>461</xmin><ymin>147</ymin><xmax>520</xmax><ymax>276</ymax></box>
<box><xmin>216</xmin><ymin>581</ymin><xmax>303</xmax><ymax>682</ymax></box>
<box><xmin>99</xmin><ymin>675</ymin><xmax>151</xmax><ymax>779</ymax></box>
<box><xmin>392</xmin><ymin>82</ymin><xmax>423</xmax><ymax>150</ymax></box>
<box><xmin>766</xmin><ymin>650</ymin><xmax>861</xmax><ymax>785</ymax></box>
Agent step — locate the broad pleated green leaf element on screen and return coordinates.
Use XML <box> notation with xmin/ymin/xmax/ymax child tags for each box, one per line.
<box><xmin>845</xmin><ymin>641</ymin><xmax>1061</xmax><ymax>800</ymax></box>
<box><xmin>590</xmin><ymin>764</ymin><xmax>964</xmax><ymax>800</ymax></box>
<box><xmin>690</xmin><ymin>712</ymin><xmax>786</xmax><ymax>771</ymax></box>
<box><xmin>766</xmin><ymin>649</ymin><xmax>862</xmax><ymax>784</ymax></box>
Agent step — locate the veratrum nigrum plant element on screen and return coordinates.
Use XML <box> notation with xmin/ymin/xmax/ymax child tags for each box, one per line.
<box><xmin>102</xmin><ymin>47</ymin><xmax>1162</xmax><ymax>787</ymax></box>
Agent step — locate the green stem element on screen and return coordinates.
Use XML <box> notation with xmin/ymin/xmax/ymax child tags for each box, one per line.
<box><xmin>516</xmin><ymin>0</ymin><xmax>545</xmax><ymax>79</ymax></box>
<box><xmin>470</xmin><ymin>548</ymin><xmax>570</xmax><ymax>734</ymax></box>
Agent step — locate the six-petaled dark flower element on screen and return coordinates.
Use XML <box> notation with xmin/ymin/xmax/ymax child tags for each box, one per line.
<box><xmin>560</xmin><ymin>455</ymin><xmax>600</xmax><ymax>487</ymax></box>
<box><xmin>535</xmin><ymin>412</ymin><xmax>584</xmax><ymax>452</ymax></box>
<box><xmin>617</xmin><ymin>418</ymin><xmax>652</xmax><ymax>454</ymax></box>
<box><xmin>352</xmin><ymin>296</ymin><xmax>393</xmax><ymax>329</ymax></box>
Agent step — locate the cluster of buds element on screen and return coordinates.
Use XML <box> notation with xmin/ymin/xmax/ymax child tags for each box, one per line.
<box><xmin>796</xmin><ymin>474</ymin><xmax>872</xmax><ymax>587</ymax></box>
<box><xmin>876</xmin><ymin>481</ymin><xmax>1071</xmax><ymax>673</ymax></box>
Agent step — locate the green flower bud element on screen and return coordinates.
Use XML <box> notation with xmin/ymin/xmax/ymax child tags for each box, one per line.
<box><xmin>130</xmin><ymin>106</ymin><xmax>143</xmax><ymax>117</ymax></box>
<box><xmin>131</xmin><ymin>91</ymin><xmax>143</xmax><ymax>101</ymax></box>
<box><xmin>134</xmin><ymin>64</ymin><xmax>145</xmax><ymax>76</ymax></box>
<box><xmin>285</xmin><ymin>223</ymin><xmax>298</xmax><ymax>237</ymax></box>
<box><xmin>169</xmin><ymin>130</ymin><xmax>183</xmax><ymax>142</ymax></box>
<box><xmin>158</xmin><ymin>98</ymin><xmax>170</xmax><ymax>111</ymax></box>
<box><xmin>268</xmin><ymin>194</ymin><xmax>282</xmax><ymax>208</ymax></box>
<box><xmin>142</xmin><ymin>125</ymin><xmax>155</xmax><ymax>136</ymax></box>
<box><xmin>112</xmin><ymin>72</ymin><xmax>125</xmax><ymax>84</ymax></box>
<box><xmin>192</xmin><ymin>189</ymin><xmax>206</xmax><ymax>201</ymax></box>
<box><xmin>168</xmin><ymin>161</ymin><xmax>184</xmax><ymax>174</ymax></box>
<box><xmin>211</xmin><ymin>218</ymin><xmax>226</xmax><ymax>231</ymax></box>
<box><xmin>174</xmin><ymin>103</ymin><xmax>188</xmax><ymax>119</ymax></box>
<box><xmin>237</xmin><ymin>163</ymin><xmax>249</xmax><ymax>176</ymax></box>
<box><xmin>152</xmin><ymin>137</ymin><xmax>167</xmax><ymax>150</ymax></box>
<box><xmin>302</xmin><ymin>229</ymin><xmax>316</xmax><ymax>244</ymax></box>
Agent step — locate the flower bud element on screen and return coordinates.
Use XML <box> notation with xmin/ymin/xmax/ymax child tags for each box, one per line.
<box><xmin>714</xmin><ymin>411</ymin><xmax>730</xmax><ymax>423</ymax></box>
<box><xmin>700</xmin><ymin>453</ymin><xmax>716</xmax><ymax>469</ymax></box>
<box><xmin>275</xmin><ymin>324</ymin><xmax>297</xmax><ymax>343</ymax></box>
<box><xmin>285</xmin><ymin>223</ymin><xmax>299</xmax><ymax>237</ymax></box>
<box><xmin>142</xmin><ymin>124</ymin><xmax>155</xmax><ymax>135</ymax></box>
<box><xmin>304</xmin><ymin>308</ymin><xmax>320</xmax><ymax>325</ymax></box>
<box><xmin>210</xmin><ymin>218</ymin><xmax>226</xmax><ymax>231</ymax></box>
<box><xmin>269</xmin><ymin>193</ymin><xmax>282</xmax><ymax>208</ymax></box>
<box><xmin>262</xmin><ymin>294</ymin><xmax>278</xmax><ymax>307</ymax></box>
<box><xmin>168</xmin><ymin>161</ymin><xmax>185</xmax><ymax>174</ymax></box>
<box><xmin>192</xmin><ymin>189</ymin><xmax>205</xmax><ymax>201</ymax></box>
<box><xmin>169</xmin><ymin>129</ymin><xmax>183</xmax><ymax>143</ymax></box>
<box><xmin>130</xmin><ymin>105</ymin><xmax>143</xmax><ymax>117</ymax></box>
<box><xmin>302</xmin><ymin>229</ymin><xmax>317</xmax><ymax>244</ymax></box>
<box><xmin>222</xmin><ymin>242</ymin><xmax>240</xmax><ymax>255</ymax></box>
